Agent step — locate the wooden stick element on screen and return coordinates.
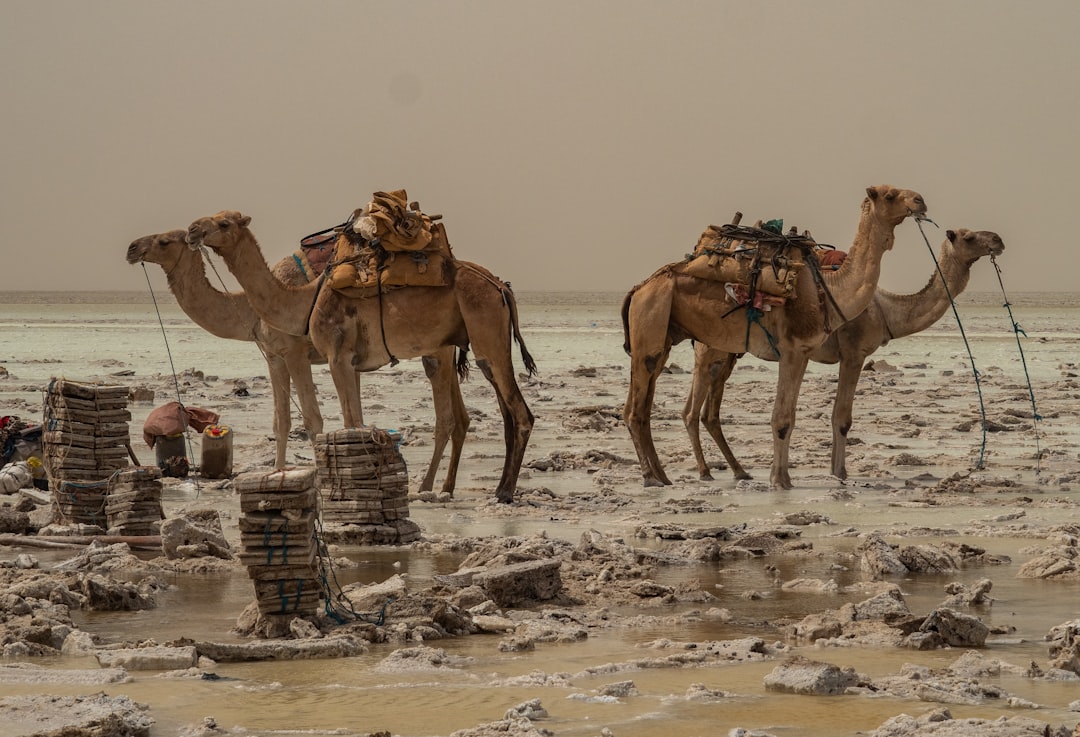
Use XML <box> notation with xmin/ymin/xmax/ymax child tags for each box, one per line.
<box><xmin>0</xmin><ymin>534</ymin><xmax>161</xmax><ymax>550</ymax></box>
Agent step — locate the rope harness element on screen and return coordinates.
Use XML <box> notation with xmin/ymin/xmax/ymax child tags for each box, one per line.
<box><xmin>706</xmin><ymin>221</ymin><xmax>846</xmax><ymax>358</ymax></box>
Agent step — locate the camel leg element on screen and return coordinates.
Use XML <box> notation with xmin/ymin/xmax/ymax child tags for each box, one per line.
<box><xmin>441</xmin><ymin>354</ymin><xmax>470</xmax><ymax>496</ymax></box>
<box><xmin>683</xmin><ymin>346</ymin><xmax>713</xmax><ymax>480</ymax></box>
<box><xmin>770</xmin><ymin>352</ymin><xmax>810</xmax><ymax>490</ymax></box>
<box><xmin>624</xmin><ymin>343</ymin><xmax>673</xmax><ymax>487</ymax></box>
<box><xmin>830</xmin><ymin>355</ymin><xmax>864</xmax><ymax>481</ymax></box>
<box><xmin>622</xmin><ymin>285</ymin><xmax>675</xmax><ymax>487</ymax></box>
<box><xmin>419</xmin><ymin>348</ymin><xmax>469</xmax><ymax>496</ymax></box>
<box><xmin>697</xmin><ymin>351</ymin><xmax>752</xmax><ymax>481</ymax></box>
<box><xmin>282</xmin><ymin>347</ymin><xmax>324</xmax><ymax>445</ymax></box>
<box><xmin>265</xmin><ymin>354</ymin><xmax>293</xmax><ymax>469</ymax></box>
<box><xmin>327</xmin><ymin>352</ymin><xmax>363</xmax><ymax>429</ymax></box>
<box><xmin>474</xmin><ymin>355</ymin><xmax>533</xmax><ymax>503</ymax></box>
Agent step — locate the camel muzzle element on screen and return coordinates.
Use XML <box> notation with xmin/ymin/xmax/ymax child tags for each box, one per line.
<box><xmin>185</xmin><ymin>229</ymin><xmax>205</xmax><ymax>251</ymax></box>
<box><xmin>125</xmin><ymin>243</ymin><xmax>145</xmax><ymax>264</ymax></box>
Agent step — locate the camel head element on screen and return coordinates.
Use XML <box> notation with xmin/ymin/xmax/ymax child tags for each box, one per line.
<box><xmin>126</xmin><ymin>230</ymin><xmax>191</xmax><ymax>269</ymax></box>
<box><xmin>864</xmin><ymin>185</ymin><xmax>928</xmax><ymax>228</ymax></box>
<box><xmin>945</xmin><ymin>228</ymin><xmax>1005</xmax><ymax>265</ymax></box>
<box><xmin>185</xmin><ymin>210</ymin><xmax>252</xmax><ymax>256</ymax></box>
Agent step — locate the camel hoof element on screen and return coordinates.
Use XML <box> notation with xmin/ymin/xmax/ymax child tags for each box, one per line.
<box><xmin>642</xmin><ymin>477</ymin><xmax>668</xmax><ymax>488</ymax></box>
<box><xmin>496</xmin><ymin>490</ymin><xmax>514</xmax><ymax>504</ymax></box>
<box><xmin>734</xmin><ymin>471</ymin><xmax>753</xmax><ymax>481</ymax></box>
<box><xmin>698</xmin><ymin>471</ymin><xmax>714</xmax><ymax>482</ymax></box>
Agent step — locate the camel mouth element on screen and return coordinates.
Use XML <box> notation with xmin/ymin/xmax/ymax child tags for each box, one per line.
<box><xmin>125</xmin><ymin>246</ymin><xmax>145</xmax><ymax>264</ymax></box>
<box><xmin>185</xmin><ymin>230</ymin><xmax>205</xmax><ymax>251</ymax></box>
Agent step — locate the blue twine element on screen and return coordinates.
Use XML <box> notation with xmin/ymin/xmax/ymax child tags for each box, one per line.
<box><xmin>746</xmin><ymin>307</ymin><xmax>781</xmax><ymax>358</ymax></box>
<box><xmin>313</xmin><ymin>512</ymin><xmax>391</xmax><ymax>625</ymax></box>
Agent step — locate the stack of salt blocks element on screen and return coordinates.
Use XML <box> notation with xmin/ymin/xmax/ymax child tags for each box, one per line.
<box><xmin>314</xmin><ymin>427</ymin><xmax>421</xmax><ymax>545</ymax></box>
<box><xmin>104</xmin><ymin>466</ymin><xmax>164</xmax><ymax>536</ymax></box>
<box><xmin>235</xmin><ymin>467</ymin><xmax>321</xmax><ymax>618</ymax></box>
<box><xmin>41</xmin><ymin>378</ymin><xmax>132</xmax><ymax>528</ymax></box>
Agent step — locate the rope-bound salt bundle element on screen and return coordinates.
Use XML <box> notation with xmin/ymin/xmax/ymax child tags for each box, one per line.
<box><xmin>42</xmin><ymin>379</ymin><xmax>131</xmax><ymax>482</ymax></box>
<box><xmin>42</xmin><ymin>379</ymin><xmax>133</xmax><ymax>526</ymax></box>
<box><xmin>235</xmin><ymin>467</ymin><xmax>321</xmax><ymax>618</ymax></box>
<box><xmin>314</xmin><ymin>427</ymin><xmax>420</xmax><ymax>545</ymax></box>
<box><xmin>105</xmin><ymin>466</ymin><xmax>164</xmax><ymax>536</ymax></box>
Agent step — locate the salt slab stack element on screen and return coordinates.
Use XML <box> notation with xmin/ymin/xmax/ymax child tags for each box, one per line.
<box><xmin>41</xmin><ymin>378</ymin><xmax>131</xmax><ymax>485</ymax></box>
<box><xmin>235</xmin><ymin>467</ymin><xmax>321</xmax><ymax>617</ymax></box>
<box><xmin>53</xmin><ymin>479</ymin><xmax>109</xmax><ymax>529</ymax></box>
<box><xmin>104</xmin><ymin>466</ymin><xmax>164</xmax><ymax>536</ymax></box>
<box><xmin>314</xmin><ymin>427</ymin><xmax>421</xmax><ymax>545</ymax></box>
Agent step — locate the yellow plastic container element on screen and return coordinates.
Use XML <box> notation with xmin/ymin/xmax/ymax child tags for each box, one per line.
<box><xmin>201</xmin><ymin>425</ymin><xmax>233</xmax><ymax>479</ymax></box>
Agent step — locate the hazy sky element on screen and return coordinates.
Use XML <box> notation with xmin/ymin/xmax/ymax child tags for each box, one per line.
<box><xmin>3</xmin><ymin>1</ymin><xmax>1077</xmax><ymax>295</ymax></box>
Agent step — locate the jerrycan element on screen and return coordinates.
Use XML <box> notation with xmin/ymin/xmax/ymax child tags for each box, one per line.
<box><xmin>200</xmin><ymin>425</ymin><xmax>233</xmax><ymax>479</ymax></box>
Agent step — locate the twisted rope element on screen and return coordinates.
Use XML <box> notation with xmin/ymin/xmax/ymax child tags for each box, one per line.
<box><xmin>989</xmin><ymin>254</ymin><xmax>1043</xmax><ymax>473</ymax></box>
<box><xmin>914</xmin><ymin>219</ymin><xmax>987</xmax><ymax>470</ymax></box>
<box><xmin>141</xmin><ymin>264</ymin><xmax>200</xmax><ymax>496</ymax></box>
<box><xmin>313</xmin><ymin>512</ymin><xmax>392</xmax><ymax>625</ymax></box>
<box><xmin>197</xmin><ymin>248</ymin><xmax>311</xmax><ymax>421</ymax></box>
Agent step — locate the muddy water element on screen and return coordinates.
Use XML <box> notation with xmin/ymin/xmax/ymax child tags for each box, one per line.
<box><xmin>16</xmin><ymin>477</ymin><xmax>1079</xmax><ymax>737</ymax></box>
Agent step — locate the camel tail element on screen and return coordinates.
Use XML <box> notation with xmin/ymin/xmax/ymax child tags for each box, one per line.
<box><xmin>455</xmin><ymin>346</ymin><xmax>471</xmax><ymax>382</ymax></box>
<box><xmin>502</xmin><ymin>285</ymin><xmax>538</xmax><ymax>378</ymax></box>
<box><xmin>620</xmin><ymin>286</ymin><xmax>637</xmax><ymax>356</ymax></box>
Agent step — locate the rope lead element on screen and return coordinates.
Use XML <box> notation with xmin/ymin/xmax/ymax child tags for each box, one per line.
<box><xmin>914</xmin><ymin>219</ymin><xmax>988</xmax><ymax>470</ymax></box>
<box><xmin>990</xmin><ymin>254</ymin><xmax>1043</xmax><ymax>474</ymax></box>
<box><xmin>141</xmin><ymin>264</ymin><xmax>201</xmax><ymax>498</ymax></box>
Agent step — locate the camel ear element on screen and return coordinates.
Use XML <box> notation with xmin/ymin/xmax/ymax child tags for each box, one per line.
<box><xmin>866</xmin><ymin>186</ymin><xmax>879</xmax><ymax>200</ymax></box>
<box><xmin>946</xmin><ymin>229</ymin><xmax>956</xmax><ymax>242</ymax></box>
<box><xmin>239</xmin><ymin>215</ymin><xmax>251</xmax><ymax>227</ymax></box>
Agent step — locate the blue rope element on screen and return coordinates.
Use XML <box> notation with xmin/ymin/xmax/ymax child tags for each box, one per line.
<box><xmin>915</xmin><ymin>220</ymin><xmax>987</xmax><ymax>469</ymax></box>
<box><xmin>989</xmin><ymin>254</ymin><xmax>1043</xmax><ymax>474</ymax></box>
<box><xmin>746</xmin><ymin>307</ymin><xmax>781</xmax><ymax>358</ymax></box>
<box><xmin>313</xmin><ymin>512</ymin><xmax>391</xmax><ymax>625</ymax></box>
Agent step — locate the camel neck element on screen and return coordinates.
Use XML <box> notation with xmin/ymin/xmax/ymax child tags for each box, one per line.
<box><xmin>820</xmin><ymin>206</ymin><xmax>896</xmax><ymax>323</ymax></box>
<box><xmin>218</xmin><ymin>230</ymin><xmax>319</xmax><ymax>337</ymax></box>
<box><xmin>166</xmin><ymin>253</ymin><xmax>259</xmax><ymax>341</ymax></box>
<box><xmin>872</xmin><ymin>242</ymin><xmax>973</xmax><ymax>339</ymax></box>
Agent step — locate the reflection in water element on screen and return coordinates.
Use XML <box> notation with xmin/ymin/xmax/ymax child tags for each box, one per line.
<box><xmin>43</xmin><ymin>495</ymin><xmax>1080</xmax><ymax>737</ymax></box>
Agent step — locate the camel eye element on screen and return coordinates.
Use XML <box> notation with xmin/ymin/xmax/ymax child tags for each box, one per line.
<box><xmin>885</xmin><ymin>192</ymin><xmax>896</xmax><ymax>201</ymax></box>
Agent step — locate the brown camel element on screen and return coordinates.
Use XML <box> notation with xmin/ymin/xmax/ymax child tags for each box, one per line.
<box><xmin>185</xmin><ymin>211</ymin><xmax>536</xmax><ymax>503</ymax></box>
<box><xmin>126</xmin><ymin>230</ymin><xmax>470</xmax><ymax>494</ymax></box>
<box><xmin>684</xmin><ymin>228</ymin><xmax>1005</xmax><ymax>482</ymax></box>
<box><xmin>622</xmin><ymin>185</ymin><xmax>928</xmax><ymax>489</ymax></box>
